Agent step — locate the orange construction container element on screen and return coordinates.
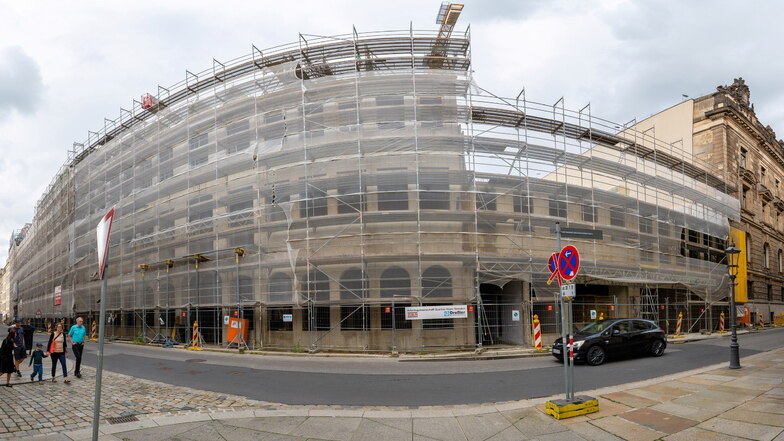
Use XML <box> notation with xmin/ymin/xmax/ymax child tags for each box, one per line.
<box><xmin>226</xmin><ymin>317</ymin><xmax>249</xmax><ymax>343</ymax></box>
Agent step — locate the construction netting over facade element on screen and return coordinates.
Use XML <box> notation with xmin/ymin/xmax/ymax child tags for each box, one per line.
<box><xmin>10</xmin><ymin>27</ymin><xmax>739</xmax><ymax>351</ymax></box>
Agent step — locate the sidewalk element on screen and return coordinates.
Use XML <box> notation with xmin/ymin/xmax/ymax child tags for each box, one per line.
<box><xmin>20</xmin><ymin>342</ymin><xmax>783</xmax><ymax>441</ymax></box>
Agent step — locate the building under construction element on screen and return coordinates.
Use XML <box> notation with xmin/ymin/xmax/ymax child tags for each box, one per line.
<box><xmin>8</xmin><ymin>5</ymin><xmax>740</xmax><ymax>351</ymax></box>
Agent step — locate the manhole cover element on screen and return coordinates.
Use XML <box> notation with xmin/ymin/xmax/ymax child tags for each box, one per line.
<box><xmin>185</xmin><ymin>359</ymin><xmax>207</xmax><ymax>363</ymax></box>
<box><xmin>107</xmin><ymin>415</ymin><xmax>139</xmax><ymax>425</ymax></box>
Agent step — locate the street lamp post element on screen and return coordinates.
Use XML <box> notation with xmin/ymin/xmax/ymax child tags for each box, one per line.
<box><xmin>725</xmin><ymin>242</ymin><xmax>741</xmax><ymax>369</ymax></box>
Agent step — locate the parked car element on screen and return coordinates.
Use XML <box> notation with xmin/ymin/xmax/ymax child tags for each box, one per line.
<box><xmin>551</xmin><ymin>318</ymin><xmax>667</xmax><ymax>366</ymax></box>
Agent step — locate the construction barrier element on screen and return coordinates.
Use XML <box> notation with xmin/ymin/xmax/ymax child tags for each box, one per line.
<box><xmin>598</xmin><ymin>312</ymin><xmax>604</xmax><ymax>321</ymax></box>
<box><xmin>187</xmin><ymin>321</ymin><xmax>204</xmax><ymax>351</ymax></box>
<box><xmin>775</xmin><ymin>313</ymin><xmax>784</xmax><ymax>327</ymax></box>
<box><xmin>532</xmin><ymin>315</ymin><xmax>542</xmax><ymax>350</ymax></box>
<box><xmin>673</xmin><ymin>312</ymin><xmax>684</xmax><ymax>337</ymax></box>
<box><xmin>717</xmin><ymin>312</ymin><xmax>727</xmax><ymax>333</ymax></box>
<box><xmin>759</xmin><ymin>314</ymin><xmax>765</xmax><ymax>329</ymax></box>
<box><xmin>89</xmin><ymin>320</ymin><xmax>98</xmax><ymax>342</ymax></box>
<box><xmin>46</xmin><ymin>322</ymin><xmax>52</xmax><ymax>335</ymax></box>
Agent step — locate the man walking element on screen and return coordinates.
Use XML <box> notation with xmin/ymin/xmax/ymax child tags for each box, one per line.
<box><xmin>10</xmin><ymin>319</ymin><xmax>26</xmax><ymax>377</ymax></box>
<box><xmin>68</xmin><ymin>317</ymin><xmax>87</xmax><ymax>378</ymax></box>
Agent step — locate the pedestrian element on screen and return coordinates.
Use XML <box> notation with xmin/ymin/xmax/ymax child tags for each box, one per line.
<box><xmin>23</xmin><ymin>320</ymin><xmax>35</xmax><ymax>356</ymax></box>
<box><xmin>0</xmin><ymin>329</ymin><xmax>15</xmax><ymax>387</ymax></box>
<box><xmin>28</xmin><ymin>342</ymin><xmax>47</xmax><ymax>383</ymax></box>
<box><xmin>46</xmin><ymin>323</ymin><xmax>69</xmax><ymax>384</ymax></box>
<box><xmin>68</xmin><ymin>317</ymin><xmax>86</xmax><ymax>378</ymax></box>
<box><xmin>10</xmin><ymin>319</ymin><xmax>26</xmax><ymax>377</ymax></box>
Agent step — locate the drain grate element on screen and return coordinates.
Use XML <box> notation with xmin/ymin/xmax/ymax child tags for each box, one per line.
<box><xmin>107</xmin><ymin>415</ymin><xmax>139</xmax><ymax>425</ymax></box>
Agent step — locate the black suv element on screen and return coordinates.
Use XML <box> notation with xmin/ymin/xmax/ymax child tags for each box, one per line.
<box><xmin>551</xmin><ymin>318</ymin><xmax>667</xmax><ymax>366</ymax></box>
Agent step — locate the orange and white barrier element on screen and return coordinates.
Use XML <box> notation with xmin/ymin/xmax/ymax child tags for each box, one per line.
<box><xmin>187</xmin><ymin>321</ymin><xmax>203</xmax><ymax>351</ymax></box>
<box><xmin>717</xmin><ymin>312</ymin><xmax>727</xmax><ymax>333</ymax></box>
<box><xmin>46</xmin><ymin>322</ymin><xmax>52</xmax><ymax>334</ymax></box>
<box><xmin>673</xmin><ymin>312</ymin><xmax>684</xmax><ymax>337</ymax></box>
<box><xmin>89</xmin><ymin>320</ymin><xmax>98</xmax><ymax>342</ymax></box>
<box><xmin>533</xmin><ymin>314</ymin><xmax>542</xmax><ymax>350</ymax></box>
<box><xmin>598</xmin><ymin>312</ymin><xmax>604</xmax><ymax>321</ymax></box>
<box><xmin>759</xmin><ymin>314</ymin><xmax>765</xmax><ymax>329</ymax></box>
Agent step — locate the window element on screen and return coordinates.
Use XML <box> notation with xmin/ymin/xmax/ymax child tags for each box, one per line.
<box><xmin>300</xmin><ymin>187</ymin><xmax>328</xmax><ymax>217</ymax></box>
<box><xmin>302</xmin><ymin>269</ymin><xmax>330</xmax><ymax>302</ymax></box>
<box><xmin>269</xmin><ymin>273</ymin><xmax>292</xmax><ymax>303</ymax></box>
<box><xmin>639</xmin><ymin>217</ymin><xmax>654</xmax><ymax>234</ymax></box>
<box><xmin>337</xmin><ymin>185</ymin><xmax>365</xmax><ymax>214</ymax></box>
<box><xmin>582</xmin><ymin>205</ymin><xmax>596</xmax><ymax>222</ymax></box>
<box><xmin>742</xmin><ymin>187</ymin><xmax>749</xmax><ymax>209</ymax></box>
<box><xmin>746</xmin><ymin>235</ymin><xmax>752</xmax><ymax>264</ymax></box>
<box><xmin>549</xmin><ymin>199</ymin><xmax>566</xmax><ymax>218</ymax></box>
<box><xmin>376</xmin><ymin>96</ymin><xmax>404</xmax><ymax>106</ymax></box>
<box><xmin>380</xmin><ymin>304</ymin><xmax>411</xmax><ymax>330</ymax></box>
<box><xmin>778</xmin><ymin>250</ymin><xmax>782</xmax><ymax>273</ymax></box>
<box><xmin>419</xmin><ymin>181</ymin><xmax>450</xmax><ymax>210</ymax></box>
<box><xmin>189</xmin><ymin>133</ymin><xmax>209</xmax><ymax>150</ymax></box>
<box><xmin>380</xmin><ymin>267</ymin><xmax>410</xmax><ymax>298</ymax></box>
<box><xmin>610</xmin><ymin>208</ymin><xmax>625</xmax><ymax>227</ymax></box>
<box><xmin>761</xmin><ymin>167</ymin><xmax>767</xmax><ymax>185</ymax></box>
<box><xmin>764</xmin><ymin>243</ymin><xmax>770</xmax><ymax>268</ymax></box>
<box><xmin>302</xmin><ymin>306</ymin><xmax>331</xmax><ymax>331</ymax></box>
<box><xmin>268</xmin><ymin>308</ymin><xmax>293</xmax><ymax>331</ymax></box>
<box><xmin>658</xmin><ymin>222</ymin><xmax>669</xmax><ymax>237</ymax></box>
<box><xmin>476</xmin><ymin>193</ymin><xmax>497</xmax><ymax>211</ymax></box>
<box><xmin>767</xmin><ymin>284</ymin><xmax>773</xmax><ymax>301</ymax></box>
<box><xmin>514</xmin><ymin>195</ymin><xmax>530</xmax><ymax>213</ymax></box>
<box><xmin>340</xmin><ymin>306</ymin><xmax>369</xmax><ymax>330</ymax></box>
<box><xmin>632</xmin><ymin>320</ymin><xmax>654</xmax><ymax>331</ymax></box>
<box><xmin>776</xmin><ymin>179</ymin><xmax>780</xmax><ymax>196</ymax></box>
<box><xmin>377</xmin><ymin>183</ymin><xmax>408</xmax><ymax>211</ymax></box>
<box><xmin>340</xmin><ymin>268</ymin><xmax>365</xmax><ymax>300</ymax></box>
<box><xmin>740</xmin><ymin>147</ymin><xmax>747</xmax><ymax>168</ymax></box>
<box><xmin>421</xmin><ymin>266</ymin><xmax>452</xmax><ymax>298</ymax></box>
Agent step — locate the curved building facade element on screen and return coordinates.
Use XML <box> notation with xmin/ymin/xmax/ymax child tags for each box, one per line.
<box><xmin>9</xmin><ymin>27</ymin><xmax>739</xmax><ymax>351</ymax></box>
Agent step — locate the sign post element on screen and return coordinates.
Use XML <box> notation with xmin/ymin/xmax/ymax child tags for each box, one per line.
<box><xmin>545</xmin><ymin>222</ymin><xmax>598</xmax><ymax>420</ymax></box>
<box><xmin>92</xmin><ymin>208</ymin><xmax>115</xmax><ymax>441</ymax></box>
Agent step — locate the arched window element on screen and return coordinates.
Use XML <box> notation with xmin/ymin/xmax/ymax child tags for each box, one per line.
<box><xmin>380</xmin><ymin>267</ymin><xmax>410</xmax><ymax>298</ymax></box>
<box><xmin>421</xmin><ymin>266</ymin><xmax>452</xmax><ymax>298</ymax></box>
<box><xmin>302</xmin><ymin>268</ymin><xmax>330</xmax><ymax>302</ymax></box>
<box><xmin>764</xmin><ymin>243</ymin><xmax>770</xmax><ymax>268</ymax></box>
<box><xmin>269</xmin><ymin>273</ymin><xmax>292</xmax><ymax>303</ymax></box>
<box><xmin>339</xmin><ymin>268</ymin><xmax>365</xmax><ymax>300</ymax></box>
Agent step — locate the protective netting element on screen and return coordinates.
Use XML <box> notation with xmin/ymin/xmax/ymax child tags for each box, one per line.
<box><xmin>9</xmin><ymin>28</ymin><xmax>738</xmax><ymax>351</ymax></box>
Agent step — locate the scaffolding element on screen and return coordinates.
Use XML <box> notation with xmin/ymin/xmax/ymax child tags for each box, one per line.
<box><xmin>8</xmin><ymin>22</ymin><xmax>739</xmax><ymax>353</ymax></box>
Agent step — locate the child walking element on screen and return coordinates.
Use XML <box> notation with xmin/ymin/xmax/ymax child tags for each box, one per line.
<box><xmin>28</xmin><ymin>342</ymin><xmax>48</xmax><ymax>383</ymax></box>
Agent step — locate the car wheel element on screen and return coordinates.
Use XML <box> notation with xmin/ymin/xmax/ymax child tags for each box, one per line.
<box><xmin>650</xmin><ymin>339</ymin><xmax>665</xmax><ymax>357</ymax></box>
<box><xmin>586</xmin><ymin>345</ymin><xmax>605</xmax><ymax>366</ymax></box>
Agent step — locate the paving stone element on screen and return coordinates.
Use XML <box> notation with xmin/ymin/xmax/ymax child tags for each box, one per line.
<box><xmin>664</xmin><ymin>426</ymin><xmax>755</xmax><ymax>441</ymax></box>
<box><xmin>618</xmin><ymin>408</ymin><xmax>697</xmax><ymax>434</ymax></box>
<box><xmin>513</xmin><ymin>409</ymin><xmax>569</xmax><ymax>437</ymax></box>
<box><xmin>455</xmin><ymin>413</ymin><xmax>516</xmax><ymax>441</ymax></box>
<box><xmin>413</xmin><ymin>416</ymin><xmax>467</xmax><ymax>441</ymax></box>
<box><xmin>483</xmin><ymin>426</ymin><xmax>529</xmax><ymax>441</ymax></box>
<box><xmin>719</xmin><ymin>408</ymin><xmax>784</xmax><ymax>427</ymax></box>
<box><xmin>589</xmin><ymin>416</ymin><xmax>666</xmax><ymax>441</ymax></box>
<box><xmin>112</xmin><ymin>421</ymin><xmax>207</xmax><ymax>441</ymax></box>
<box><xmin>223</xmin><ymin>416</ymin><xmax>307</xmax><ymax>434</ymax></box>
<box><xmin>349</xmin><ymin>418</ymin><xmax>411</xmax><ymax>441</ymax></box>
<box><xmin>566</xmin><ymin>421</ymin><xmax>625</xmax><ymax>441</ymax></box>
<box><xmin>290</xmin><ymin>417</ymin><xmax>361</xmax><ymax>441</ymax></box>
<box><xmin>697</xmin><ymin>417</ymin><xmax>783</xmax><ymax>441</ymax></box>
<box><xmin>601</xmin><ymin>391</ymin><xmax>660</xmax><ymax>408</ymax></box>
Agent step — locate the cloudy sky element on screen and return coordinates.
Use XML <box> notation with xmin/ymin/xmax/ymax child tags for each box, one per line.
<box><xmin>1</xmin><ymin>0</ymin><xmax>783</xmax><ymax>265</ymax></box>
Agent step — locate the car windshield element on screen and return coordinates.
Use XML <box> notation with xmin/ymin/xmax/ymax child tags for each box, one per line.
<box><xmin>577</xmin><ymin>320</ymin><xmax>613</xmax><ymax>335</ymax></box>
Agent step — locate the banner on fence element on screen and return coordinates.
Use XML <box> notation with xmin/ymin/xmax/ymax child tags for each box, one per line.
<box><xmin>405</xmin><ymin>305</ymin><xmax>467</xmax><ymax>320</ymax></box>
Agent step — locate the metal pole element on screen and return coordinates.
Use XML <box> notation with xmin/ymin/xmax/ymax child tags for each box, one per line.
<box><xmin>92</xmin><ymin>262</ymin><xmax>109</xmax><ymax>441</ymax></box>
<box><xmin>729</xmin><ymin>273</ymin><xmax>741</xmax><ymax>369</ymax></box>
<box><xmin>392</xmin><ymin>296</ymin><xmax>397</xmax><ymax>354</ymax></box>
<box><xmin>567</xmin><ymin>297</ymin><xmax>574</xmax><ymax>399</ymax></box>
<box><xmin>556</xmin><ymin>222</ymin><xmax>569</xmax><ymax>401</ymax></box>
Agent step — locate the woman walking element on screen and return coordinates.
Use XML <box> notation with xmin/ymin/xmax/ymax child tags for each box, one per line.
<box><xmin>47</xmin><ymin>323</ymin><xmax>70</xmax><ymax>383</ymax></box>
<box><xmin>1</xmin><ymin>329</ymin><xmax>16</xmax><ymax>387</ymax></box>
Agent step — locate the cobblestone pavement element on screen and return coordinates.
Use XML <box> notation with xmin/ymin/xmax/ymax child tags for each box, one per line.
<box><xmin>2</xmin><ymin>340</ymin><xmax>783</xmax><ymax>441</ymax></box>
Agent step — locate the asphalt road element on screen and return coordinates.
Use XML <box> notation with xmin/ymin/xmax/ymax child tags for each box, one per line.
<box><xmin>76</xmin><ymin>329</ymin><xmax>783</xmax><ymax>406</ymax></box>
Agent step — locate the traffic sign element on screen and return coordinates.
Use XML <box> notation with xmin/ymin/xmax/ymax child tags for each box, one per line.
<box><xmin>557</xmin><ymin>245</ymin><xmax>580</xmax><ymax>280</ymax></box>
<box><xmin>560</xmin><ymin>283</ymin><xmax>575</xmax><ymax>300</ymax></box>
<box><xmin>547</xmin><ymin>253</ymin><xmax>560</xmax><ymax>285</ymax></box>
<box><xmin>96</xmin><ymin>207</ymin><xmax>115</xmax><ymax>280</ymax></box>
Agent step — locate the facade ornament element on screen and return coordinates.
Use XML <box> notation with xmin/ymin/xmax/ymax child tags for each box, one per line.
<box><xmin>717</xmin><ymin>77</ymin><xmax>751</xmax><ymax>108</ymax></box>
